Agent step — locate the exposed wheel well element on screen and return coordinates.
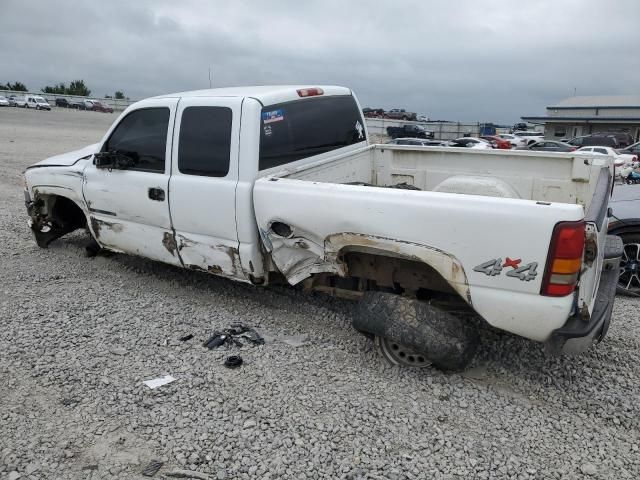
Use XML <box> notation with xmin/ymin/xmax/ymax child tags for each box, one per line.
<box><xmin>29</xmin><ymin>194</ymin><xmax>87</xmax><ymax>247</ymax></box>
<box><xmin>300</xmin><ymin>250</ymin><xmax>471</xmax><ymax>310</ymax></box>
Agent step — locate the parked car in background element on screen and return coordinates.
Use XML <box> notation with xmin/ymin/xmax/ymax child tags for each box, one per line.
<box><xmin>0</xmin><ymin>96</ymin><xmax>9</xmax><ymax>107</ymax></box>
<box><xmin>517</xmin><ymin>140</ymin><xmax>576</xmax><ymax>152</ymax></box>
<box><xmin>512</xmin><ymin>122</ymin><xmax>528</xmax><ymax>132</ymax></box>
<box><xmin>619</xmin><ymin>142</ymin><xmax>640</xmax><ymax>157</ymax></box>
<box><xmin>385</xmin><ymin>138</ymin><xmax>447</xmax><ymax>146</ymax></box>
<box><xmin>386</xmin><ymin>124</ymin><xmax>433</xmax><ymax>139</ymax></box>
<box><xmin>449</xmin><ymin>137</ymin><xmax>492</xmax><ymax>149</ymax></box>
<box><xmin>25</xmin><ymin>95</ymin><xmax>51</xmax><ymax>110</ymax></box>
<box><xmin>480</xmin><ymin>135</ymin><xmax>511</xmax><ymax>149</ymax></box>
<box><xmin>385</xmin><ymin>109</ymin><xmax>417</xmax><ymax>121</ymax></box>
<box><xmin>89</xmin><ymin>101</ymin><xmax>114</xmax><ymax>113</ymax></box>
<box><xmin>55</xmin><ymin>98</ymin><xmax>70</xmax><ymax>108</ymax></box>
<box><xmin>575</xmin><ymin>146</ymin><xmax>637</xmax><ymax>178</ymax></box>
<box><xmin>598</xmin><ymin>132</ymin><xmax>634</xmax><ymax>148</ymax></box>
<box><xmin>417</xmin><ymin>114</ymin><xmax>429</xmax><ymax>122</ymax></box>
<box><xmin>496</xmin><ymin>133</ymin><xmax>527</xmax><ymax>148</ymax></box>
<box><xmin>608</xmin><ymin>185</ymin><xmax>640</xmax><ymax>295</ymax></box>
<box><xmin>565</xmin><ymin>135</ymin><xmax>620</xmax><ymax>149</ymax></box>
<box><xmin>362</xmin><ymin>107</ymin><xmax>385</xmax><ymax>118</ymax></box>
<box><xmin>69</xmin><ymin>99</ymin><xmax>87</xmax><ymax>110</ymax></box>
<box><xmin>513</xmin><ymin>131</ymin><xmax>544</xmax><ymax>145</ymax></box>
<box><xmin>14</xmin><ymin>96</ymin><xmax>27</xmax><ymax>108</ymax></box>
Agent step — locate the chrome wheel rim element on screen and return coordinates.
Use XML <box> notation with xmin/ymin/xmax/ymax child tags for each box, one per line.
<box><xmin>375</xmin><ymin>336</ymin><xmax>432</xmax><ymax>368</ymax></box>
<box><xmin>619</xmin><ymin>243</ymin><xmax>640</xmax><ymax>293</ymax></box>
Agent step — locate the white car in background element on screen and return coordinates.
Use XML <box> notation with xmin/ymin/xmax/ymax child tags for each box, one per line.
<box><xmin>26</xmin><ymin>95</ymin><xmax>51</xmax><ymax>110</ymax></box>
<box><xmin>0</xmin><ymin>96</ymin><xmax>9</xmax><ymax>107</ymax></box>
<box><xmin>575</xmin><ymin>146</ymin><xmax>638</xmax><ymax>178</ymax></box>
<box><xmin>497</xmin><ymin>133</ymin><xmax>527</xmax><ymax>148</ymax></box>
<box><xmin>14</xmin><ymin>96</ymin><xmax>27</xmax><ymax>107</ymax></box>
<box><xmin>513</xmin><ymin>131</ymin><xmax>545</xmax><ymax>145</ymax></box>
<box><xmin>448</xmin><ymin>137</ymin><xmax>493</xmax><ymax>149</ymax></box>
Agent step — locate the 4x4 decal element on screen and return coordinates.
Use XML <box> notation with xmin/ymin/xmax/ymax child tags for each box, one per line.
<box><xmin>473</xmin><ymin>257</ymin><xmax>538</xmax><ymax>282</ymax></box>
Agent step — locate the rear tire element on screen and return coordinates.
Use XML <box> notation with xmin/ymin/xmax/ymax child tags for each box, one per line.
<box><xmin>616</xmin><ymin>233</ymin><xmax>640</xmax><ymax>296</ymax></box>
<box><xmin>355</xmin><ymin>291</ymin><xmax>479</xmax><ymax>371</ymax></box>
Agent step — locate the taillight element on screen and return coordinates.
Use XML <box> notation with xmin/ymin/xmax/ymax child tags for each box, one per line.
<box><xmin>541</xmin><ymin>221</ymin><xmax>585</xmax><ymax>296</ymax></box>
<box><xmin>297</xmin><ymin>88</ymin><xmax>324</xmax><ymax>97</ymax></box>
<box><xmin>569</xmin><ymin>147</ymin><xmax>576</xmax><ymax>151</ymax></box>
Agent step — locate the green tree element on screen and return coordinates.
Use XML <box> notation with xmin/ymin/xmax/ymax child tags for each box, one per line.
<box><xmin>42</xmin><ymin>82</ymin><xmax>67</xmax><ymax>94</ymax></box>
<box><xmin>67</xmin><ymin>80</ymin><xmax>91</xmax><ymax>96</ymax></box>
<box><xmin>114</xmin><ymin>91</ymin><xmax>125</xmax><ymax>99</ymax></box>
<box><xmin>6</xmin><ymin>81</ymin><xmax>27</xmax><ymax>91</ymax></box>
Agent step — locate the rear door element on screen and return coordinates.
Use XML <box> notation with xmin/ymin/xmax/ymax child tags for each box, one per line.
<box><xmin>168</xmin><ymin>97</ymin><xmax>246</xmax><ymax>280</ymax></box>
<box><xmin>83</xmin><ymin>98</ymin><xmax>181</xmax><ymax>266</ymax></box>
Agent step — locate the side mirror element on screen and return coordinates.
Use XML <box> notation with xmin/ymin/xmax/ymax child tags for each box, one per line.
<box><xmin>94</xmin><ymin>152</ymin><xmax>114</xmax><ymax>169</ymax></box>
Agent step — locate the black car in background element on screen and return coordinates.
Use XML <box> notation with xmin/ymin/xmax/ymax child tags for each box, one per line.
<box><xmin>608</xmin><ymin>185</ymin><xmax>640</xmax><ymax>295</ymax></box>
<box><xmin>68</xmin><ymin>99</ymin><xmax>86</xmax><ymax>110</ymax></box>
<box><xmin>517</xmin><ymin>140</ymin><xmax>576</xmax><ymax>152</ymax></box>
<box><xmin>55</xmin><ymin>98</ymin><xmax>69</xmax><ymax>108</ymax></box>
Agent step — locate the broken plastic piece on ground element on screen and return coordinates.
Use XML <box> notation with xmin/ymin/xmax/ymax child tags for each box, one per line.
<box><xmin>203</xmin><ymin>324</ymin><xmax>265</xmax><ymax>349</ymax></box>
<box><xmin>224</xmin><ymin>355</ymin><xmax>243</xmax><ymax>368</ymax></box>
<box><xmin>143</xmin><ymin>375</ymin><xmax>176</xmax><ymax>389</ymax></box>
<box><xmin>165</xmin><ymin>469</ymin><xmax>211</xmax><ymax>480</ymax></box>
<box><xmin>141</xmin><ymin>460</ymin><xmax>164</xmax><ymax>477</ymax></box>
<box><xmin>179</xmin><ymin>334</ymin><xmax>194</xmax><ymax>342</ymax></box>
<box><xmin>203</xmin><ymin>333</ymin><xmax>227</xmax><ymax>349</ymax></box>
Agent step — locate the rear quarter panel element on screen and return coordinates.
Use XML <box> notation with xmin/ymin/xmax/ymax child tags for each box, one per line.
<box><xmin>254</xmin><ymin>178</ymin><xmax>584</xmax><ymax>341</ymax></box>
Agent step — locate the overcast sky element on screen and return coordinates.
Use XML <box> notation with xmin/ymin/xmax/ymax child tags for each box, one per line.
<box><xmin>2</xmin><ymin>0</ymin><xmax>639</xmax><ymax>122</ymax></box>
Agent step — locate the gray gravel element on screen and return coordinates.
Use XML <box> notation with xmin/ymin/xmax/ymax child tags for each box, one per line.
<box><xmin>1</xmin><ymin>107</ymin><xmax>640</xmax><ymax>479</ymax></box>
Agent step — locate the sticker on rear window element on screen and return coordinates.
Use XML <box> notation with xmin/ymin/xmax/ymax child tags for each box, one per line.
<box><xmin>262</xmin><ymin>109</ymin><xmax>284</xmax><ymax>124</ymax></box>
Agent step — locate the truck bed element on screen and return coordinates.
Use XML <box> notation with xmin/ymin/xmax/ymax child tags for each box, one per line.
<box><xmin>253</xmin><ymin>145</ymin><xmax>612</xmax><ymax>342</ymax></box>
<box><xmin>270</xmin><ymin>144</ymin><xmax>605</xmax><ymax>208</ymax></box>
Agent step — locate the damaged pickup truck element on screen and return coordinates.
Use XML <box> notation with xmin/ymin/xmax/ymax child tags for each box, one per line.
<box><xmin>23</xmin><ymin>85</ymin><xmax>622</xmax><ymax>369</ymax></box>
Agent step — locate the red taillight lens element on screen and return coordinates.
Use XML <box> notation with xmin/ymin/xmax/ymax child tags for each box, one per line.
<box><xmin>569</xmin><ymin>147</ymin><xmax>576</xmax><ymax>151</ymax></box>
<box><xmin>297</xmin><ymin>88</ymin><xmax>324</xmax><ymax>97</ymax></box>
<box><xmin>541</xmin><ymin>221</ymin><xmax>585</xmax><ymax>297</ymax></box>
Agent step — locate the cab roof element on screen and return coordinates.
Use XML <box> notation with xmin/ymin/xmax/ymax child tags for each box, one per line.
<box><xmin>153</xmin><ymin>85</ymin><xmax>352</xmax><ymax>106</ymax></box>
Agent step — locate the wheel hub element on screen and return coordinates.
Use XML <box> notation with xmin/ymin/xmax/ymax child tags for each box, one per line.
<box><xmin>619</xmin><ymin>243</ymin><xmax>640</xmax><ymax>293</ymax></box>
<box><xmin>375</xmin><ymin>336</ymin><xmax>432</xmax><ymax>368</ymax></box>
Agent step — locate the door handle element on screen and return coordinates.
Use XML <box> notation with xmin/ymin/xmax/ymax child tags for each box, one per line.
<box><xmin>148</xmin><ymin>187</ymin><xmax>165</xmax><ymax>201</ymax></box>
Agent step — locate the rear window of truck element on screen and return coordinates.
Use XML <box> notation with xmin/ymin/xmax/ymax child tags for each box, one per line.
<box><xmin>259</xmin><ymin>95</ymin><xmax>366</xmax><ymax>171</ymax></box>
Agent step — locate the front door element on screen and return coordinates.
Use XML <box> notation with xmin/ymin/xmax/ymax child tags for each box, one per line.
<box><xmin>83</xmin><ymin>98</ymin><xmax>182</xmax><ymax>266</ymax></box>
<box><xmin>168</xmin><ymin>97</ymin><xmax>246</xmax><ymax>280</ymax></box>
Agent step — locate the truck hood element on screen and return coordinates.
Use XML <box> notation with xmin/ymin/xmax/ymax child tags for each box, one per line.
<box><xmin>28</xmin><ymin>142</ymin><xmax>100</xmax><ymax>168</ymax></box>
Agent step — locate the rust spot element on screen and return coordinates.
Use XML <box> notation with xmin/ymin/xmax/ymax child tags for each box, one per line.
<box><xmin>90</xmin><ymin>217</ymin><xmax>101</xmax><ymax>238</ymax></box>
<box><xmin>207</xmin><ymin>265</ymin><xmax>223</xmax><ymax>274</ymax></box>
<box><xmin>90</xmin><ymin>217</ymin><xmax>123</xmax><ymax>238</ymax></box>
<box><xmin>162</xmin><ymin>232</ymin><xmax>177</xmax><ymax>256</ymax></box>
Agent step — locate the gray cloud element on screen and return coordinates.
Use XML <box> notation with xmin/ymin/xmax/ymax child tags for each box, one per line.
<box><xmin>1</xmin><ymin>0</ymin><xmax>639</xmax><ymax>122</ymax></box>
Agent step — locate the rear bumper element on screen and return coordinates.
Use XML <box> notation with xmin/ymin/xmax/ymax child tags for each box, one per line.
<box><xmin>547</xmin><ymin>235</ymin><xmax>623</xmax><ymax>354</ymax></box>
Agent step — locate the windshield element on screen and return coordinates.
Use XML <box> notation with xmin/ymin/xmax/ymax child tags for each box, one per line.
<box><xmin>35</xmin><ymin>98</ymin><xmax>47</xmax><ymax>104</ymax></box>
<box><xmin>259</xmin><ymin>95</ymin><xmax>366</xmax><ymax>171</ymax></box>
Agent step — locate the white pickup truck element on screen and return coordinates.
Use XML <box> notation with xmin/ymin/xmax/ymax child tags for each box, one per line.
<box><xmin>23</xmin><ymin>85</ymin><xmax>622</xmax><ymax>370</ymax></box>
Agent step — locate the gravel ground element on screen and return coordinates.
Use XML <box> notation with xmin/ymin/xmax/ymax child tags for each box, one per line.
<box><xmin>1</xmin><ymin>107</ymin><xmax>640</xmax><ymax>480</ymax></box>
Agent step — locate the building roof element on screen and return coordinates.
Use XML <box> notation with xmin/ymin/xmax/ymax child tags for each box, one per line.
<box><xmin>521</xmin><ymin>115</ymin><xmax>640</xmax><ymax>124</ymax></box>
<box><xmin>549</xmin><ymin>95</ymin><xmax>640</xmax><ymax>109</ymax></box>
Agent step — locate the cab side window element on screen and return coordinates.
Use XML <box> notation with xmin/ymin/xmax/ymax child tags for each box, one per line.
<box><xmin>104</xmin><ymin>108</ymin><xmax>170</xmax><ymax>173</ymax></box>
<box><xmin>178</xmin><ymin>107</ymin><xmax>232</xmax><ymax>177</ymax></box>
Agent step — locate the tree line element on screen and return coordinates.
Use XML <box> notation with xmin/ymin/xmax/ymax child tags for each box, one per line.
<box><xmin>1</xmin><ymin>79</ymin><xmax>126</xmax><ymax>99</ymax></box>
